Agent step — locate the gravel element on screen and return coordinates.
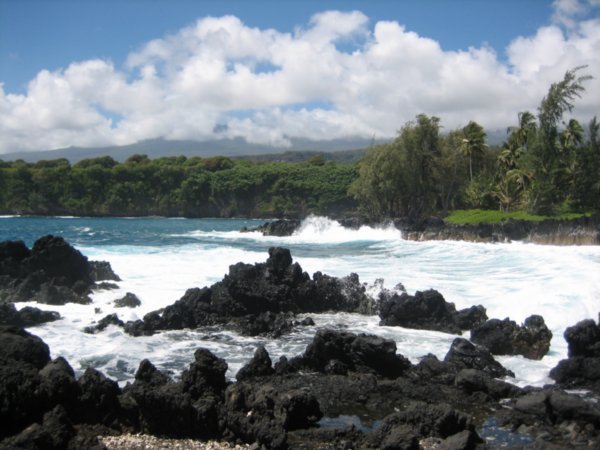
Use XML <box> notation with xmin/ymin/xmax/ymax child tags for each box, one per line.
<box><xmin>100</xmin><ymin>434</ymin><xmax>252</xmax><ymax>450</ymax></box>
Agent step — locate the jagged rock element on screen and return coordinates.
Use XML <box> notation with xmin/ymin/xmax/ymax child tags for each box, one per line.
<box><xmin>241</xmin><ymin>219</ymin><xmax>301</xmax><ymax>236</ymax></box>
<box><xmin>0</xmin><ymin>302</ymin><xmax>60</xmax><ymax>327</ymax></box>
<box><xmin>119</xmin><ymin>247</ymin><xmax>375</xmax><ymax>337</ymax></box>
<box><xmin>0</xmin><ymin>326</ymin><xmax>50</xmax><ymax>369</ymax></box>
<box><xmin>470</xmin><ymin>315</ymin><xmax>552</xmax><ymax>360</ymax></box>
<box><xmin>181</xmin><ymin>348</ymin><xmax>229</xmax><ymax>398</ymax></box>
<box><xmin>379</xmin><ymin>289</ymin><xmax>487</xmax><ymax>334</ymax></box>
<box><xmin>75</xmin><ymin>368</ymin><xmax>121</xmax><ymax>426</ymax></box>
<box><xmin>236</xmin><ymin>346</ymin><xmax>275</xmax><ymax>381</ymax></box>
<box><xmin>0</xmin><ymin>236</ymin><xmax>120</xmax><ymax>306</ymax></box>
<box><xmin>564</xmin><ymin>317</ymin><xmax>600</xmax><ymax>357</ymax></box>
<box><xmin>114</xmin><ymin>292</ymin><xmax>141</xmax><ymax>308</ymax></box>
<box><xmin>89</xmin><ymin>260</ymin><xmax>121</xmax><ymax>282</ymax></box>
<box><xmin>444</xmin><ymin>338</ymin><xmax>514</xmax><ymax>379</ymax></box>
<box><xmin>38</xmin><ymin>357</ymin><xmax>79</xmax><ymax>410</ymax></box>
<box><xmin>83</xmin><ymin>313</ymin><xmax>125</xmax><ymax>334</ymax></box>
<box><xmin>455</xmin><ymin>368</ymin><xmax>521</xmax><ymax>399</ymax></box>
<box><xmin>297</xmin><ymin>329</ymin><xmax>412</xmax><ymax>378</ymax></box>
<box><xmin>550</xmin><ymin>315</ymin><xmax>600</xmax><ymax>389</ymax></box>
<box><xmin>368</xmin><ymin>402</ymin><xmax>477</xmax><ymax>449</ymax></box>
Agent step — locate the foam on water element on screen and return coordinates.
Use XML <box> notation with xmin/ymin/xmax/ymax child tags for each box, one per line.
<box><xmin>6</xmin><ymin>215</ymin><xmax>600</xmax><ymax>388</ymax></box>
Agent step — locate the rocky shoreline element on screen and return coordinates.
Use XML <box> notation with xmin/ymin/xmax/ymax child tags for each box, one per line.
<box><xmin>244</xmin><ymin>215</ymin><xmax>600</xmax><ymax>245</ymax></box>
<box><xmin>1</xmin><ymin>236</ymin><xmax>599</xmax><ymax>449</ymax></box>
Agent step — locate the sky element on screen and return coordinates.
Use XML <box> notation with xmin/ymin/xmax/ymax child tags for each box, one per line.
<box><xmin>0</xmin><ymin>0</ymin><xmax>599</xmax><ymax>154</ymax></box>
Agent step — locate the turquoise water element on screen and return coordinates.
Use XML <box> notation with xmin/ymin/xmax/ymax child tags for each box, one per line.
<box><xmin>2</xmin><ymin>215</ymin><xmax>599</xmax><ymax>388</ymax></box>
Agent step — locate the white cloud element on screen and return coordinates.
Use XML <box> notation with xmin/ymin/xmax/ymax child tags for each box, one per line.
<box><xmin>1</xmin><ymin>8</ymin><xmax>599</xmax><ymax>154</ymax></box>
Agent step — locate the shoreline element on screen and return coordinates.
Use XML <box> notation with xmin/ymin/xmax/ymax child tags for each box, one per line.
<box><xmin>2</xmin><ymin>212</ymin><xmax>599</xmax><ymax>245</ymax></box>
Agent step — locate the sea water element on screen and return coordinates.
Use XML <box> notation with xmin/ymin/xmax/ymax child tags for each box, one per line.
<box><xmin>1</xmin><ymin>215</ymin><xmax>599</xmax><ymax>387</ymax></box>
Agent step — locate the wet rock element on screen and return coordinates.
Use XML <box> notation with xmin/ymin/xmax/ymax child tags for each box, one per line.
<box><xmin>241</xmin><ymin>219</ymin><xmax>301</xmax><ymax>236</ymax></box>
<box><xmin>299</xmin><ymin>329</ymin><xmax>412</xmax><ymax>378</ymax></box>
<box><xmin>550</xmin><ymin>315</ymin><xmax>600</xmax><ymax>389</ymax></box>
<box><xmin>224</xmin><ymin>382</ymin><xmax>322</xmax><ymax>449</ymax></box>
<box><xmin>470</xmin><ymin>315</ymin><xmax>552</xmax><ymax>360</ymax></box>
<box><xmin>90</xmin><ymin>260</ymin><xmax>121</xmax><ymax>282</ymax></box>
<box><xmin>0</xmin><ymin>236</ymin><xmax>120</xmax><ymax>306</ymax></box>
<box><xmin>236</xmin><ymin>346</ymin><xmax>275</xmax><ymax>381</ymax></box>
<box><xmin>0</xmin><ymin>326</ymin><xmax>50</xmax><ymax>369</ymax></box>
<box><xmin>123</xmin><ymin>359</ymin><xmax>214</xmax><ymax>439</ymax></box>
<box><xmin>0</xmin><ymin>302</ymin><xmax>60</xmax><ymax>327</ymax></box>
<box><xmin>564</xmin><ymin>317</ymin><xmax>600</xmax><ymax>357</ymax></box>
<box><xmin>455</xmin><ymin>369</ymin><xmax>522</xmax><ymax>400</ymax></box>
<box><xmin>114</xmin><ymin>292</ymin><xmax>141</xmax><ymax>308</ymax></box>
<box><xmin>38</xmin><ymin>357</ymin><xmax>79</xmax><ymax>410</ymax></box>
<box><xmin>454</xmin><ymin>305</ymin><xmax>488</xmax><ymax>331</ymax></box>
<box><xmin>379</xmin><ymin>289</ymin><xmax>487</xmax><ymax>334</ymax></box>
<box><xmin>369</xmin><ymin>402</ymin><xmax>476</xmax><ymax>449</ymax></box>
<box><xmin>181</xmin><ymin>348</ymin><xmax>229</xmax><ymax>398</ymax></box>
<box><xmin>119</xmin><ymin>247</ymin><xmax>375</xmax><ymax>337</ymax></box>
<box><xmin>84</xmin><ymin>313</ymin><xmax>125</xmax><ymax>334</ymax></box>
<box><xmin>550</xmin><ymin>356</ymin><xmax>600</xmax><ymax>387</ymax></box>
<box><xmin>0</xmin><ymin>359</ymin><xmax>44</xmax><ymax>439</ymax></box>
<box><xmin>28</xmin><ymin>235</ymin><xmax>92</xmax><ymax>286</ymax></box>
<box><xmin>76</xmin><ymin>367</ymin><xmax>121</xmax><ymax>426</ymax></box>
<box><xmin>444</xmin><ymin>338</ymin><xmax>514</xmax><ymax>379</ymax></box>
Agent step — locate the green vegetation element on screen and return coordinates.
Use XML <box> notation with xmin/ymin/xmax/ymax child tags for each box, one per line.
<box><xmin>1</xmin><ymin>68</ymin><xmax>598</xmax><ymax>222</ymax></box>
<box><xmin>0</xmin><ymin>156</ymin><xmax>357</xmax><ymax>218</ymax></box>
<box><xmin>351</xmin><ymin>67</ymin><xmax>599</xmax><ymax>221</ymax></box>
<box><xmin>446</xmin><ymin>209</ymin><xmax>589</xmax><ymax>225</ymax></box>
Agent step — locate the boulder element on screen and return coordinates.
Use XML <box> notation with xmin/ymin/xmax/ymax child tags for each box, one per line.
<box><xmin>0</xmin><ymin>236</ymin><xmax>120</xmax><ymax>306</ymax></box>
<box><xmin>84</xmin><ymin>313</ymin><xmax>125</xmax><ymax>334</ymax></box>
<box><xmin>470</xmin><ymin>314</ymin><xmax>552</xmax><ymax>360</ymax></box>
<box><xmin>241</xmin><ymin>219</ymin><xmax>301</xmax><ymax>236</ymax></box>
<box><xmin>299</xmin><ymin>329</ymin><xmax>412</xmax><ymax>378</ymax></box>
<box><xmin>564</xmin><ymin>317</ymin><xmax>600</xmax><ymax>357</ymax></box>
<box><xmin>379</xmin><ymin>289</ymin><xmax>487</xmax><ymax>334</ymax></box>
<box><xmin>550</xmin><ymin>315</ymin><xmax>600</xmax><ymax>389</ymax></box>
<box><xmin>0</xmin><ymin>302</ymin><xmax>60</xmax><ymax>327</ymax></box>
<box><xmin>89</xmin><ymin>260</ymin><xmax>121</xmax><ymax>282</ymax></box>
<box><xmin>444</xmin><ymin>337</ymin><xmax>514</xmax><ymax>379</ymax></box>
<box><xmin>114</xmin><ymin>292</ymin><xmax>141</xmax><ymax>308</ymax></box>
<box><xmin>0</xmin><ymin>326</ymin><xmax>50</xmax><ymax>369</ymax></box>
<box><xmin>75</xmin><ymin>368</ymin><xmax>121</xmax><ymax>426</ymax></box>
<box><xmin>368</xmin><ymin>402</ymin><xmax>477</xmax><ymax>449</ymax></box>
<box><xmin>236</xmin><ymin>346</ymin><xmax>275</xmax><ymax>381</ymax></box>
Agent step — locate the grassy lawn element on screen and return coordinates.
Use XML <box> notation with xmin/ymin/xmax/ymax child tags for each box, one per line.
<box><xmin>445</xmin><ymin>209</ymin><xmax>589</xmax><ymax>225</ymax></box>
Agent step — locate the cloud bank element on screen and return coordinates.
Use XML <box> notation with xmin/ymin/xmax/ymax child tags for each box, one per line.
<box><xmin>1</xmin><ymin>2</ymin><xmax>599</xmax><ymax>153</ymax></box>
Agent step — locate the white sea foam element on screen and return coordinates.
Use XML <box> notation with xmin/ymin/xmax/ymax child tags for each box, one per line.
<box><xmin>15</xmin><ymin>216</ymin><xmax>600</xmax><ymax>388</ymax></box>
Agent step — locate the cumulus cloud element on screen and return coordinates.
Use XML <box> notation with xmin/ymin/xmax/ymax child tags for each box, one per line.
<box><xmin>1</xmin><ymin>6</ymin><xmax>599</xmax><ymax>153</ymax></box>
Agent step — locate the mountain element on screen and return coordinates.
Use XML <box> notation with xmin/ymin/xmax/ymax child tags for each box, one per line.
<box><xmin>0</xmin><ymin>136</ymin><xmax>387</xmax><ymax>163</ymax></box>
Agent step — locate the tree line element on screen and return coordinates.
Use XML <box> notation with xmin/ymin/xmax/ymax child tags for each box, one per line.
<box><xmin>350</xmin><ymin>67</ymin><xmax>599</xmax><ymax>221</ymax></box>
<box><xmin>0</xmin><ymin>68</ymin><xmax>598</xmax><ymax>221</ymax></box>
<box><xmin>0</xmin><ymin>155</ymin><xmax>357</xmax><ymax>218</ymax></box>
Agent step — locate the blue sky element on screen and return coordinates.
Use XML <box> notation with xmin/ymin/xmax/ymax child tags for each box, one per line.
<box><xmin>0</xmin><ymin>0</ymin><xmax>599</xmax><ymax>153</ymax></box>
<box><xmin>0</xmin><ymin>0</ymin><xmax>552</xmax><ymax>93</ymax></box>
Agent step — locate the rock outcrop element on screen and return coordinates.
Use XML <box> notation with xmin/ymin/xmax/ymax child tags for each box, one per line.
<box><xmin>0</xmin><ymin>236</ymin><xmax>121</xmax><ymax>306</ymax></box>
<box><xmin>120</xmin><ymin>247</ymin><xmax>375</xmax><ymax>337</ymax></box>
<box><xmin>550</xmin><ymin>314</ymin><xmax>600</xmax><ymax>390</ymax></box>
<box><xmin>470</xmin><ymin>315</ymin><xmax>552</xmax><ymax>360</ymax></box>
<box><xmin>378</xmin><ymin>288</ymin><xmax>488</xmax><ymax>334</ymax></box>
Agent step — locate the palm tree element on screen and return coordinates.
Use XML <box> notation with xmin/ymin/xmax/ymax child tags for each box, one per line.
<box><xmin>460</xmin><ymin>121</ymin><xmax>487</xmax><ymax>181</ymax></box>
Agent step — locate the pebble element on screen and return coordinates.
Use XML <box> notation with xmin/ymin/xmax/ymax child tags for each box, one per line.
<box><xmin>100</xmin><ymin>434</ymin><xmax>251</xmax><ymax>450</ymax></box>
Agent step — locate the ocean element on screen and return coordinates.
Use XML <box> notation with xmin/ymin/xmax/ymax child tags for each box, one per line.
<box><xmin>1</xmin><ymin>215</ymin><xmax>599</xmax><ymax>388</ymax></box>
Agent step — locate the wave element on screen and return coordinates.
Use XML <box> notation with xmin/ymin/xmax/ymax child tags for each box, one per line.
<box><xmin>289</xmin><ymin>216</ymin><xmax>402</xmax><ymax>244</ymax></box>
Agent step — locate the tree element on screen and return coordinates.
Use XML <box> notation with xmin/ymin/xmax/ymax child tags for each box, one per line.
<box><xmin>350</xmin><ymin>114</ymin><xmax>440</xmax><ymax>221</ymax></box>
<box><xmin>527</xmin><ymin>66</ymin><xmax>592</xmax><ymax>213</ymax></box>
<box><xmin>460</xmin><ymin>121</ymin><xmax>487</xmax><ymax>181</ymax></box>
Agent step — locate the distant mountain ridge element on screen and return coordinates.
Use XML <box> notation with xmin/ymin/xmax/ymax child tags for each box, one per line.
<box><xmin>0</xmin><ymin>137</ymin><xmax>387</xmax><ymax>163</ymax></box>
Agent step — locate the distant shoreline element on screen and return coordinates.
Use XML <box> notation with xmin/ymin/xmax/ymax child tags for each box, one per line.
<box><xmin>2</xmin><ymin>213</ymin><xmax>599</xmax><ymax>245</ymax></box>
